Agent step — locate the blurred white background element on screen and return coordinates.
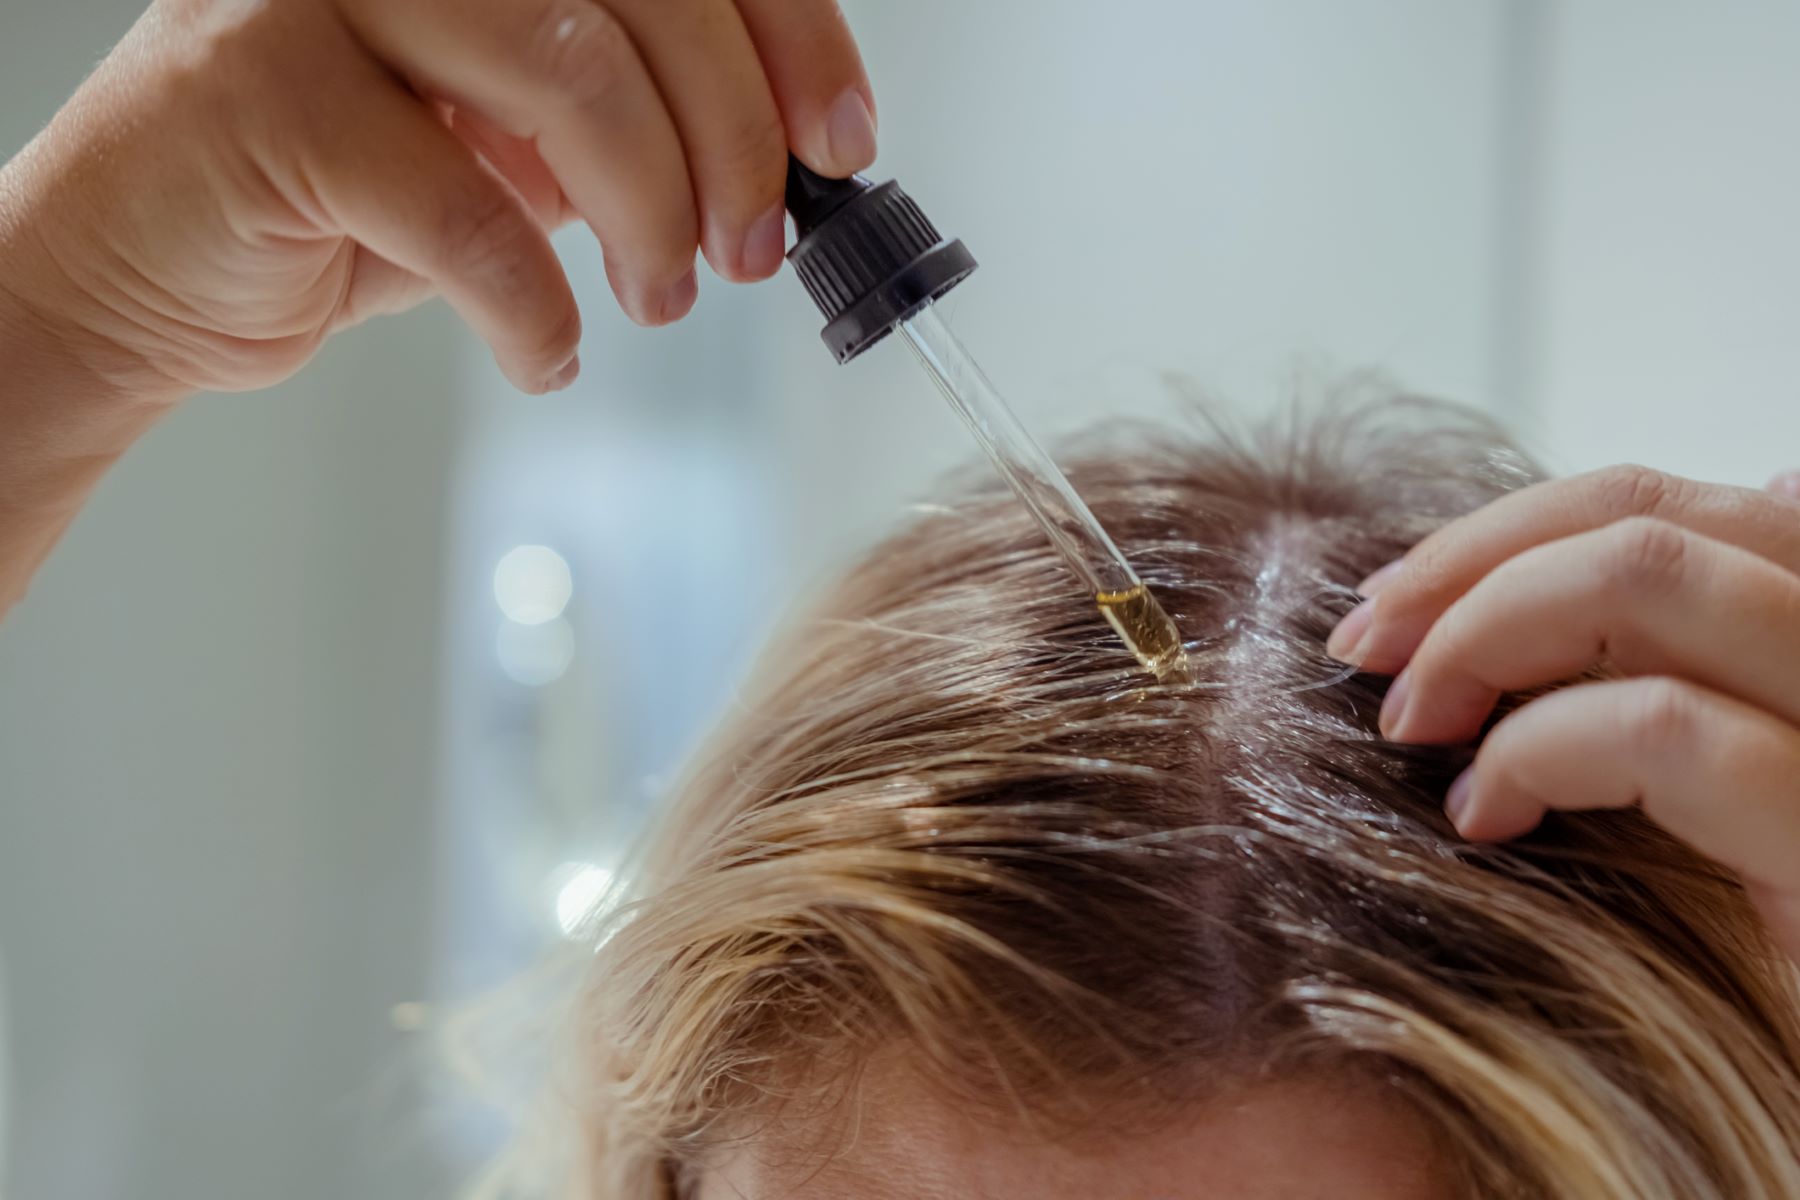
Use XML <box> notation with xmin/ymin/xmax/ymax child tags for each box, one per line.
<box><xmin>1</xmin><ymin>1</ymin><xmax>1797</xmax><ymax>1196</ymax></box>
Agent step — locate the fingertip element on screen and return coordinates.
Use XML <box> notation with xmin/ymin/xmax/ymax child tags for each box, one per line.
<box><xmin>1447</xmin><ymin>762</ymin><xmax>1547</xmax><ymax>843</ymax></box>
<box><xmin>1383</xmin><ymin>671</ymin><xmax>1504</xmax><ymax>748</ymax></box>
<box><xmin>702</xmin><ymin>201</ymin><xmax>787</xmax><ymax>284</ymax></box>
<box><xmin>789</xmin><ymin>88</ymin><xmax>878</xmax><ymax>179</ymax></box>
<box><xmin>546</xmin><ymin>353</ymin><xmax>581</xmax><ymax>392</ymax></box>
<box><xmin>1457</xmin><ymin>804</ymin><xmax>1541</xmax><ymax>844</ymax></box>
<box><xmin>736</xmin><ymin>0</ymin><xmax>879</xmax><ymax>175</ymax></box>
<box><xmin>1356</xmin><ymin>559</ymin><xmax>1406</xmax><ymax>598</ymax></box>
<box><xmin>1765</xmin><ymin>469</ymin><xmax>1800</xmax><ymax>501</ymax></box>
<box><xmin>821</xmin><ymin>87</ymin><xmax>878</xmax><ymax>175</ymax></box>
<box><xmin>743</xmin><ymin>205</ymin><xmax>789</xmax><ymax>281</ymax></box>
<box><xmin>621</xmin><ymin>266</ymin><xmax>700</xmax><ymax>328</ymax></box>
<box><xmin>1444</xmin><ymin>766</ymin><xmax>1476</xmax><ymax>830</ymax></box>
<box><xmin>504</xmin><ymin>351</ymin><xmax>580</xmax><ymax>396</ymax></box>
<box><xmin>605</xmin><ymin>261</ymin><xmax>668</xmax><ymax>328</ymax></box>
<box><xmin>1343</xmin><ymin>613</ymin><xmax>1433</xmax><ymax>678</ymax></box>
<box><xmin>504</xmin><ymin>364</ymin><xmax>549</xmax><ymax>396</ymax></box>
<box><xmin>1325</xmin><ymin>598</ymin><xmax>1376</xmax><ymax>664</ymax></box>
<box><xmin>511</xmin><ymin>306</ymin><xmax>583</xmax><ymax>389</ymax></box>
<box><xmin>658</xmin><ymin>269</ymin><xmax>700</xmax><ymax>325</ymax></box>
<box><xmin>1378</xmin><ymin>669</ymin><xmax>1414</xmax><ymax>739</ymax></box>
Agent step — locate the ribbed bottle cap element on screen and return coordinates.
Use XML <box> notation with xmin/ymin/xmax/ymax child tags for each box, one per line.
<box><xmin>785</xmin><ymin>158</ymin><xmax>978</xmax><ymax>363</ymax></box>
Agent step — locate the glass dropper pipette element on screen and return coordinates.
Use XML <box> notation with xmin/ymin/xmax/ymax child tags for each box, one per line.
<box><xmin>784</xmin><ymin>159</ymin><xmax>1188</xmax><ymax>680</ymax></box>
<box><xmin>896</xmin><ymin>302</ymin><xmax>1186</xmax><ymax>678</ymax></box>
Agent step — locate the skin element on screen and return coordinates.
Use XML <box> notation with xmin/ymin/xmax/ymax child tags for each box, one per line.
<box><xmin>1326</xmin><ymin>463</ymin><xmax>1800</xmax><ymax>961</ymax></box>
<box><xmin>0</xmin><ymin>0</ymin><xmax>876</xmax><ymax>610</ymax></box>
<box><xmin>695</xmin><ymin>1056</ymin><xmax>1457</xmax><ymax>1200</ymax></box>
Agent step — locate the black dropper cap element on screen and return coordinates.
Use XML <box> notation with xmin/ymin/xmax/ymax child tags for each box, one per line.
<box><xmin>785</xmin><ymin>157</ymin><xmax>978</xmax><ymax>363</ymax></box>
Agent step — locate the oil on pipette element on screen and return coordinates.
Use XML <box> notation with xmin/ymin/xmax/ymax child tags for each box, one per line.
<box><xmin>784</xmin><ymin>158</ymin><xmax>1189</xmax><ymax>680</ymax></box>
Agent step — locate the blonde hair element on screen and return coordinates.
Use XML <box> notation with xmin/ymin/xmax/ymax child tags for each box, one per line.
<box><xmin>485</xmin><ymin>397</ymin><xmax>1800</xmax><ymax>1198</ymax></box>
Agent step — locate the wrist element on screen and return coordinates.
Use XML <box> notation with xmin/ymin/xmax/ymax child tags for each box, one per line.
<box><xmin>0</xmin><ymin>145</ymin><xmax>191</xmax><ymax>415</ymax></box>
<box><xmin>0</xmin><ymin>146</ymin><xmax>187</xmax><ymax>613</ymax></box>
<box><xmin>0</xmin><ymin>269</ymin><xmax>186</xmax><ymax>425</ymax></box>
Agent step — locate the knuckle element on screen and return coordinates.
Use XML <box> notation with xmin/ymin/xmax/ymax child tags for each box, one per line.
<box><xmin>1606</xmin><ymin>517</ymin><xmax>1690</xmax><ymax>595</ymax></box>
<box><xmin>786</xmin><ymin>23</ymin><xmax>844</xmax><ymax>69</ymax></box>
<box><xmin>1625</xmin><ymin>677</ymin><xmax>1698</xmax><ymax>753</ymax></box>
<box><xmin>1591</xmin><ymin>463</ymin><xmax>1690</xmax><ymax>519</ymax></box>
<box><xmin>1427</xmin><ymin>599</ymin><xmax>1479</xmax><ymax>664</ymax></box>
<box><xmin>1376</xmin><ymin>535</ymin><xmax>1457</xmax><ymax>623</ymax></box>
<box><xmin>706</xmin><ymin>112</ymin><xmax>789</xmax><ymax>202</ymax></box>
<box><xmin>442</xmin><ymin>190</ymin><xmax>534</xmax><ymax>283</ymax></box>
<box><xmin>1397</xmin><ymin>536</ymin><xmax>1452</xmax><ymax>596</ymax></box>
<box><xmin>532</xmin><ymin>6</ymin><xmax>634</xmax><ymax>109</ymax></box>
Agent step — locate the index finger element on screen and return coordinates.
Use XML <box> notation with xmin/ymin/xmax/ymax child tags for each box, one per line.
<box><xmin>734</xmin><ymin>0</ymin><xmax>878</xmax><ymax>177</ymax></box>
<box><xmin>343</xmin><ymin>0</ymin><xmax>701</xmax><ymax>325</ymax></box>
<box><xmin>1334</xmin><ymin>465</ymin><xmax>1800</xmax><ymax>674</ymax></box>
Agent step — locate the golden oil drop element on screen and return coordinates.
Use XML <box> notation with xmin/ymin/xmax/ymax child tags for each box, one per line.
<box><xmin>1097</xmin><ymin>583</ymin><xmax>1189</xmax><ymax>681</ymax></box>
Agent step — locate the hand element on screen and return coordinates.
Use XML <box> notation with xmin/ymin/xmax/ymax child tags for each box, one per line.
<box><xmin>0</xmin><ymin>0</ymin><xmax>877</xmax><ymax>399</ymax></box>
<box><xmin>1326</xmin><ymin>464</ymin><xmax>1800</xmax><ymax>961</ymax></box>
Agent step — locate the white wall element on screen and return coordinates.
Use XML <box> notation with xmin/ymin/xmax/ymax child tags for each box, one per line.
<box><xmin>1524</xmin><ymin>3</ymin><xmax>1800</xmax><ymax>482</ymax></box>
<box><xmin>0</xmin><ymin>339</ymin><xmax>463</xmax><ymax>1199</ymax></box>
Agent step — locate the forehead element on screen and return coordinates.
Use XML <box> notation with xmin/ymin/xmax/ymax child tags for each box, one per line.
<box><xmin>694</xmin><ymin>1057</ymin><xmax>1457</xmax><ymax>1200</ymax></box>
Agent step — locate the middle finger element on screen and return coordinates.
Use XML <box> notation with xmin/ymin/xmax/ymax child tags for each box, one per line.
<box><xmin>1382</xmin><ymin>517</ymin><xmax>1800</xmax><ymax>744</ymax></box>
<box><xmin>605</xmin><ymin>0</ymin><xmax>790</xmax><ymax>283</ymax></box>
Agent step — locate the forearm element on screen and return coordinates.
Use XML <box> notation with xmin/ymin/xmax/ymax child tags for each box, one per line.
<box><xmin>0</xmin><ymin>145</ymin><xmax>187</xmax><ymax>615</ymax></box>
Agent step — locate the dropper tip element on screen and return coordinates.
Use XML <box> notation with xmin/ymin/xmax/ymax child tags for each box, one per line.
<box><xmin>1096</xmin><ymin>583</ymin><xmax>1190</xmax><ymax>682</ymax></box>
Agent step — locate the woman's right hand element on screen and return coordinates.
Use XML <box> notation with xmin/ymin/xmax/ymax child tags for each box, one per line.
<box><xmin>0</xmin><ymin>0</ymin><xmax>877</xmax><ymax>400</ymax></box>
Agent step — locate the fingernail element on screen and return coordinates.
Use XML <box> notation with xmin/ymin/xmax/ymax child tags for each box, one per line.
<box><xmin>739</xmin><ymin>204</ymin><xmax>788</xmax><ymax>280</ymax></box>
<box><xmin>546</xmin><ymin>354</ymin><xmax>581</xmax><ymax>392</ymax></box>
<box><xmin>1356</xmin><ymin>559</ymin><xmax>1405</xmax><ymax>598</ymax></box>
<box><xmin>1767</xmin><ymin>470</ymin><xmax>1800</xmax><ymax>500</ymax></box>
<box><xmin>1445</xmin><ymin>767</ymin><xmax>1475</xmax><ymax>828</ymax></box>
<box><xmin>1379</xmin><ymin>669</ymin><xmax>1413</xmax><ymax>738</ymax></box>
<box><xmin>826</xmin><ymin>89</ymin><xmax>879</xmax><ymax>172</ymax></box>
<box><xmin>659</xmin><ymin>269</ymin><xmax>699</xmax><ymax>324</ymax></box>
<box><xmin>1326</xmin><ymin>598</ymin><xmax>1376</xmax><ymax>663</ymax></box>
